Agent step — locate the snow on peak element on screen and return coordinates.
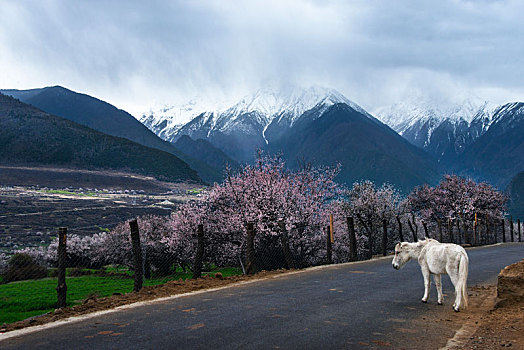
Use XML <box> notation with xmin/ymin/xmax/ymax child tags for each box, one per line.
<box><xmin>374</xmin><ymin>97</ymin><xmax>496</xmax><ymax>135</ymax></box>
<box><xmin>139</xmin><ymin>96</ymin><xmax>225</xmax><ymax>127</ymax></box>
<box><xmin>139</xmin><ymin>86</ymin><xmax>368</xmax><ymax>143</ymax></box>
<box><xmin>373</xmin><ymin>95</ymin><xmax>501</xmax><ymax>155</ymax></box>
<box><xmin>220</xmin><ymin>86</ymin><xmax>366</xmax><ymax>125</ymax></box>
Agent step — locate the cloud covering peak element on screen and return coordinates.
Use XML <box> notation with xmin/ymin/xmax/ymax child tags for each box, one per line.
<box><xmin>1</xmin><ymin>0</ymin><xmax>523</xmax><ymax>115</ymax></box>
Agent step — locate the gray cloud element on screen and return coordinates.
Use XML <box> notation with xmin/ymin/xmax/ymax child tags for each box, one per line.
<box><xmin>1</xmin><ymin>0</ymin><xmax>523</xmax><ymax>115</ymax></box>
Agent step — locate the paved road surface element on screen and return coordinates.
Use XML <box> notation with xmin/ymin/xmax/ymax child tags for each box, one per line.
<box><xmin>1</xmin><ymin>243</ymin><xmax>522</xmax><ymax>349</ymax></box>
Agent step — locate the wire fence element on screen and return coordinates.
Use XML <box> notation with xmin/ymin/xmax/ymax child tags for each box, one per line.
<box><xmin>0</xmin><ymin>214</ymin><xmax>522</xmax><ymax>325</ymax></box>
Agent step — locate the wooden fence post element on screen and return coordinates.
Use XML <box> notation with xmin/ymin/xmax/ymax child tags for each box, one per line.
<box><xmin>517</xmin><ymin>219</ymin><xmax>522</xmax><ymax>242</ymax></box>
<box><xmin>422</xmin><ymin>221</ymin><xmax>429</xmax><ymax>238</ymax></box>
<box><xmin>484</xmin><ymin>214</ymin><xmax>489</xmax><ymax>245</ymax></box>
<box><xmin>408</xmin><ymin>220</ymin><xmax>418</xmax><ymax>242</ymax></box>
<box><xmin>56</xmin><ymin>227</ymin><xmax>67</xmax><ymax>308</ymax></box>
<box><xmin>501</xmin><ymin>219</ymin><xmax>505</xmax><ymax>243</ymax></box>
<box><xmin>396</xmin><ymin>216</ymin><xmax>404</xmax><ymax>242</ymax></box>
<box><xmin>330</xmin><ymin>214</ymin><xmax>334</xmax><ymax>244</ymax></box>
<box><xmin>448</xmin><ymin>218</ymin><xmax>453</xmax><ymax>243</ymax></box>
<box><xmin>326</xmin><ymin>225</ymin><xmax>333</xmax><ymax>264</ymax></box>
<box><xmin>510</xmin><ymin>217</ymin><xmax>514</xmax><ymax>242</ymax></box>
<box><xmin>456</xmin><ymin>219</ymin><xmax>462</xmax><ymax>244</ymax></box>
<box><xmin>492</xmin><ymin>219</ymin><xmax>497</xmax><ymax>244</ymax></box>
<box><xmin>463</xmin><ymin>218</ymin><xmax>470</xmax><ymax>245</ymax></box>
<box><xmin>473</xmin><ymin>215</ymin><xmax>477</xmax><ymax>246</ymax></box>
<box><xmin>278</xmin><ymin>221</ymin><xmax>295</xmax><ymax>269</ymax></box>
<box><xmin>382</xmin><ymin>219</ymin><xmax>387</xmax><ymax>256</ymax></box>
<box><xmin>192</xmin><ymin>224</ymin><xmax>204</xmax><ymax>279</ymax></box>
<box><xmin>129</xmin><ymin>219</ymin><xmax>143</xmax><ymax>292</ymax></box>
<box><xmin>347</xmin><ymin>217</ymin><xmax>357</xmax><ymax>261</ymax></box>
<box><xmin>245</xmin><ymin>223</ymin><xmax>255</xmax><ymax>275</ymax></box>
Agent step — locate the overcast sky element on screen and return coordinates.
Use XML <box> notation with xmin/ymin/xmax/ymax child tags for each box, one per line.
<box><xmin>1</xmin><ymin>0</ymin><xmax>523</xmax><ymax>116</ymax></box>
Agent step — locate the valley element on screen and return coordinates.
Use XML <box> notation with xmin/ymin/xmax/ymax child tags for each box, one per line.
<box><xmin>2</xmin><ymin>85</ymin><xmax>523</xmax><ymax>214</ymax></box>
<box><xmin>0</xmin><ymin>166</ymin><xmax>203</xmax><ymax>253</ymax></box>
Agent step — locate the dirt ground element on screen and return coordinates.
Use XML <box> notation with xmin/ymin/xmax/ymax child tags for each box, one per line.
<box><xmin>0</xmin><ymin>165</ymin><xmax>199</xmax><ymax>193</ymax></box>
<box><xmin>451</xmin><ymin>259</ymin><xmax>524</xmax><ymax>350</ymax></box>
<box><xmin>457</xmin><ymin>294</ymin><xmax>524</xmax><ymax>349</ymax></box>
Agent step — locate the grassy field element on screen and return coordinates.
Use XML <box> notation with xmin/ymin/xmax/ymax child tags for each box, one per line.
<box><xmin>0</xmin><ymin>266</ymin><xmax>242</xmax><ymax>324</ymax></box>
<box><xmin>38</xmin><ymin>189</ymin><xmax>98</xmax><ymax>197</ymax></box>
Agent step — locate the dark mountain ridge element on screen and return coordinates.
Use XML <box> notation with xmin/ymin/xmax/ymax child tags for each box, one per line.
<box><xmin>174</xmin><ymin>135</ymin><xmax>240</xmax><ymax>176</ymax></box>
<box><xmin>1</xmin><ymin>86</ymin><xmax>223</xmax><ymax>183</ymax></box>
<box><xmin>270</xmin><ymin>103</ymin><xmax>440</xmax><ymax>192</ymax></box>
<box><xmin>456</xmin><ymin>102</ymin><xmax>524</xmax><ymax>188</ymax></box>
<box><xmin>508</xmin><ymin>171</ymin><xmax>524</xmax><ymax>219</ymax></box>
<box><xmin>175</xmin><ymin>110</ymin><xmax>268</xmax><ymax>163</ymax></box>
<box><xmin>0</xmin><ymin>93</ymin><xmax>201</xmax><ymax>183</ymax></box>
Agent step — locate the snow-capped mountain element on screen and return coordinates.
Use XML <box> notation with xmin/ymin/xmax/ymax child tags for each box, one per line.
<box><xmin>489</xmin><ymin>102</ymin><xmax>524</xmax><ymax>128</ymax></box>
<box><xmin>137</xmin><ymin>86</ymin><xmax>441</xmax><ymax>191</ymax></box>
<box><xmin>140</xmin><ymin>86</ymin><xmax>369</xmax><ymax>161</ymax></box>
<box><xmin>140</xmin><ymin>97</ymin><xmax>225</xmax><ymax>143</ymax></box>
<box><xmin>375</xmin><ymin>98</ymin><xmax>497</xmax><ymax>164</ymax></box>
<box><xmin>220</xmin><ymin>86</ymin><xmax>371</xmax><ymax>132</ymax></box>
<box><xmin>183</xmin><ymin>86</ymin><xmax>369</xmax><ymax>162</ymax></box>
<box><xmin>457</xmin><ymin>102</ymin><xmax>524</xmax><ymax>187</ymax></box>
<box><xmin>376</xmin><ymin>98</ymin><xmax>490</xmax><ymax>135</ymax></box>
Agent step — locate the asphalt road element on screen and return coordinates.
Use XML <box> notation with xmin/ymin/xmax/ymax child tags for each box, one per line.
<box><xmin>1</xmin><ymin>243</ymin><xmax>522</xmax><ymax>349</ymax></box>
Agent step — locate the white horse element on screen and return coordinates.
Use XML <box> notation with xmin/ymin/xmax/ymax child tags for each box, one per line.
<box><xmin>392</xmin><ymin>239</ymin><xmax>469</xmax><ymax>312</ymax></box>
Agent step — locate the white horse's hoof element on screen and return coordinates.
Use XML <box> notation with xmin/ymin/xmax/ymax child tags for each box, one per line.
<box><xmin>453</xmin><ymin>306</ymin><xmax>460</xmax><ymax>312</ymax></box>
<box><xmin>437</xmin><ymin>301</ymin><xmax>443</xmax><ymax>305</ymax></box>
<box><xmin>421</xmin><ymin>299</ymin><xmax>428</xmax><ymax>303</ymax></box>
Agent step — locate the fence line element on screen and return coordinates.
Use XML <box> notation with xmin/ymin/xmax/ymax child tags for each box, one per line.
<box><xmin>0</xmin><ymin>214</ymin><xmax>522</xmax><ymax>325</ymax></box>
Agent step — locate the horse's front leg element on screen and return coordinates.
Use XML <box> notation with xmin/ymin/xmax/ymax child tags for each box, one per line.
<box><xmin>421</xmin><ymin>266</ymin><xmax>430</xmax><ymax>303</ymax></box>
<box><xmin>433</xmin><ymin>274</ymin><xmax>443</xmax><ymax>305</ymax></box>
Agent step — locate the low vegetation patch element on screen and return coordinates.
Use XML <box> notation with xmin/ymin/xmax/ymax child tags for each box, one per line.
<box><xmin>38</xmin><ymin>189</ymin><xmax>97</xmax><ymax>197</ymax></box>
<box><xmin>2</xmin><ymin>253</ymin><xmax>47</xmax><ymax>284</ymax></box>
<box><xmin>0</xmin><ymin>266</ymin><xmax>241</xmax><ymax>324</ymax></box>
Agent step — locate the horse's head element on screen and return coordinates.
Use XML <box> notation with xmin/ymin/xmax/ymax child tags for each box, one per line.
<box><xmin>392</xmin><ymin>242</ymin><xmax>413</xmax><ymax>270</ymax></box>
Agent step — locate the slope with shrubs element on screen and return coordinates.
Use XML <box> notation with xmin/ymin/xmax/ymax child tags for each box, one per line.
<box><xmin>0</xmin><ymin>93</ymin><xmax>201</xmax><ymax>183</ymax></box>
<box><xmin>1</xmin><ymin>86</ymin><xmax>223</xmax><ymax>183</ymax></box>
<box><xmin>508</xmin><ymin>171</ymin><xmax>524</xmax><ymax>219</ymax></box>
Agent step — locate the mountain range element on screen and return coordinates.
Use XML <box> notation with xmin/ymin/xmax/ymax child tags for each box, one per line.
<box><xmin>457</xmin><ymin>102</ymin><xmax>524</xmax><ymax>187</ymax></box>
<box><xmin>141</xmin><ymin>86</ymin><xmax>440</xmax><ymax>192</ymax></box>
<box><xmin>375</xmin><ymin>98</ymin><xmax>496</xmax><ymax>166</ymax></box>
<box><xmin>0</xmin><ymin>93</ymin><xmax>201</xmax><ymax>183</ymax></box>
<box><xmin>141</xmin><ymin>86</ymin><xmax>523</xmax><ymax>194</ymax></box>
<box><xmin>375</xmin><ymin>98</ymin><xmax>524</xmax><ymax>188</ymax></box>
<box><xmin>1</xmin><ymin>86</ymin><xmax>228</xmax><ymax>184</ymax></box>
<box><xmin>2</xmin><ymin>84</ymin><xmax>522</xmax><ymax>215</ymax></box>
<box><xmin>141</xmin><ymin>87</ymin><xmax>369</xmax><ymax>162</ymax></box>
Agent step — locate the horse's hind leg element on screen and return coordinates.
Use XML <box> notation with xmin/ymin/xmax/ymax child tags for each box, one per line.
<box><xmin>448</xmin><ymin>270</ymin><xmax>461</xmax><ymax>312</ymax></box>
<box><xmin>433</xmin><ymin>274</ymin><xmax>443</xmax><ymax>305</ymax></box>
<box><xmin>421</xmin><ymin>266</ymin><xmax>430</xmax><ymax>303</ymax></box>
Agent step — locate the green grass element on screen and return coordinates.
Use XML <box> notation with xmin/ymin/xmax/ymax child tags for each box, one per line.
<box><xmin>38</xmin><ymin>189</ymin><xmax>97</xmax><ymax>197</ymax></box>
<box><xmin>102</xmin><ymin>265</ymin><xmax>133</xmax><ymax>276</ymax></box>
<box><xmin>0</xmin><ymin>266</ymin><xmax>242</xmax><ymax>324</ymax></box>
<box><xmin>204</xmin><ymin>267</ymin><xmax>242</xmax><ymax>277</ymax></box>
<box><xmin>187</xmin><ymin>188</ymin><xmax>204</xmax><ymax>195</ymax></box>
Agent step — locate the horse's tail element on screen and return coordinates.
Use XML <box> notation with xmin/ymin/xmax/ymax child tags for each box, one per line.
<box><xmin>458</xmin><ymin>251</ymin><xmax>469</xmax><ymax>309</ymax></box>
